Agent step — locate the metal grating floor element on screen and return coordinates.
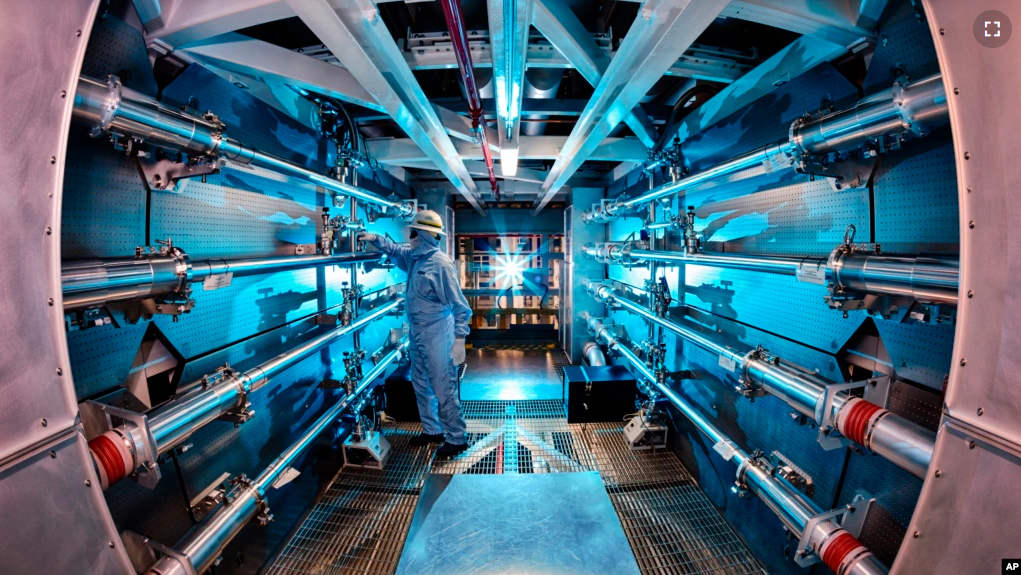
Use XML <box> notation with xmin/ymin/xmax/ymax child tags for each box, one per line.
<box><xmin>268</xmin><ymin>400</ymin><xmax>762</xmax><ymax>575</ymax></box>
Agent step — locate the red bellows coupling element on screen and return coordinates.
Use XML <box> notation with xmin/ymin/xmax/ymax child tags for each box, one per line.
<box><xmin>821</xmin><ymin>531</ymin><xmax>867</xmax><ymax>575</ymax></box>
<box><xmin>837</xmin><ymin>397</ymin><xmax>885</xmax><ymax>447</ymax></box>
<box><xmin>88</xmin><ymin>430</ymin><xmax>134</xmax><ymax>490</ymax></box>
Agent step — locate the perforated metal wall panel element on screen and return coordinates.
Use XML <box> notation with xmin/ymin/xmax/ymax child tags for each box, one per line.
<box><xmin>63</xmin><ymin>15</ymin><xmax>407</xmax><ymax>575</ymax></box>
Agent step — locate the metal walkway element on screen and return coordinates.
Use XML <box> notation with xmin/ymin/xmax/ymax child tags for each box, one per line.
<box><xmin>267</xmin><ymin>400</ymin><xmax>762</xmax><ymax>575</ymax></box>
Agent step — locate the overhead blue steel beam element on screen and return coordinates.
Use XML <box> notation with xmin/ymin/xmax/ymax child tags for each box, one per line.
<box><xmin>183</xmin><ymin>33</ymin><xmax>384</xmax><ymax>113</ymax></box>
<box><xmin>671</xmin><ymin>35</ymin><xmax>848</xmax><ymax>158</ymax></box>
<box><xmin>285</xmin><ymin>0</ymin><xmax>487</xmax><ymax>214</ymax></box>
<box><xmin>721</xmin><ymin>0</ymin><xmax>877</xmax><ymax>48</ymax></box>
<box><xmin>531</xmin><ymin>0</ymin><xmax>657</xmax><ymax>148</ymax></box>
<box><xmin>531</xmin><ymin>0</ymin><xmax>730</xmax><ymax>214</ymax></box>
<box><xmin>603</xmin><ymin>35</ymin><xmax>848</xmax><ymax>190</ymax></box>
<box><xmin>487</xmin><ymin>0</ymin><xmax>533</xmax><ymax>177</ymax></box>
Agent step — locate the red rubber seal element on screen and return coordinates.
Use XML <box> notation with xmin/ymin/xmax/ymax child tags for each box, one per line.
<box><xmin>822</xmin><ymin>532</ymin><xmax>864</xmax><ymax>575</ymax></box>
<box><xmin>841</xmin><ymin>400</ymin><xmax>883</xmax><ymax>446</ymax></box>
<box><xmin>89</xmin><ymin>434</ymin><xmax>127</xmax><ymax>486</ymax></box>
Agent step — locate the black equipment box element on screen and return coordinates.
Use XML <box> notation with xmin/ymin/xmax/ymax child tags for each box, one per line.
<box><xmin>563</xmin><ymin>365</ymin><xmax>637</xmax><ymax>423</ymax></box>
<box><xmin>383</xmin><ymin>364</ymin><xmax>465</xmax><ymax>421</ymax></box>
<box><xmin>383</xmin><ymin>365</ymin><xmax>420</xmax><ymax>422</ymax></box>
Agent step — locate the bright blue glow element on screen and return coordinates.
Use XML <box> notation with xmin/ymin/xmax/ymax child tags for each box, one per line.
<box><xmin>491</xmin><ymin>252</ymin><xmax>526</xmax><ymax>286</ymax></box>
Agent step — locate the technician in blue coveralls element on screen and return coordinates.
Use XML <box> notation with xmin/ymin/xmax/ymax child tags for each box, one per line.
<box><xmin>358</xmin><ymin>210</ymin><xmax>471</xmax><ymax>457</ymax></box>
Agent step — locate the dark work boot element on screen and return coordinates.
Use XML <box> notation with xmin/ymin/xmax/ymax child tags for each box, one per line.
<box><xmin>409</xmin><ymin>433</ymin><xmax>445</xmax><ymax>447</ymax></box>
<box><xmin>436</xmin><ymin>442</ymin><xmax>468</xmax><ymax>458</ymax></box>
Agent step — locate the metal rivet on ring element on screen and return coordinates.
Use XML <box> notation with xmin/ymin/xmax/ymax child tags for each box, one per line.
<box><xmin>953</xmin><ymin>87</ymin><xmax>959</xmax><ymax>95</ymax></box>
<box><xmin>960</xmin><ymin>359</ymin><xmax>967</xmax><ymax>366</ymax></box>
<box><xmin>56</xmin><ymin>367</ymin><xmax>63</xmax><ymax>375</ymax></box>
<box><xmin>964</xmin><ymin>152</ymin><xmax>970</xmax><ymax>160</ymax></box>
<box><xmin>934</xmin><ymin>470</ymin><xmax>941</xmax><ymax>478</ymax></box>
<box><xmin>967</xmin><ymin>290</ymin><xmax>974</xmax><ymax>298</ymax></box>
<box><xmin>968</xmin><ymin>221</ymin><xmax>975</xmax><ymax>229</ymax></box>
<box><xmin>977</xmin><ymin>407</ymin><xmax>984</xmax><ymax>416</ymax></box>
<box><xmin>41</xmin><ymin>419</ymin><xmax>47</xmax><ymax>427</ymax></box>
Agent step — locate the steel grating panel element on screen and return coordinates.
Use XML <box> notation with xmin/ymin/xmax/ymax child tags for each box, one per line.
<box><xmin>269</xmin><ymin>400</ymin><xmax>761</xmax><ymax>575</ymax></box>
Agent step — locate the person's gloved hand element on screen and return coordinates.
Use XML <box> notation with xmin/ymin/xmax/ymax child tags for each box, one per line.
<box><xmin>357</xmin><ymin>232</ymin><xmax>377</xmax><ymax>243</ymax></box>
<box><xmin>452</xmin><ymin>338</ymin><xmax>466</xmax><ymax>365</ymax></box>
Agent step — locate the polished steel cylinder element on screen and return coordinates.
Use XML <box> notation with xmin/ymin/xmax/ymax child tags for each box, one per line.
<box><xmin>73</xmin><ymin>75</ymin><xmax>407</xmax><ymax>213</ymax></box>
<box><xmin>617</xmin><ymin>141</ymin><xmax>791</xmax><ymax>212</ymax></box>
<box><xmin>582</xmin><ymin>341</ymin><xmax>607</xmax><ymax>366</ymax></box>
<box><xmin>588</xmin><ymin>244</ymin><xmax>959</xmax><ymax>305</ymax></box>
<box><xmin>791</xmin><ymin>74</ymin><xmax>947</xmax><ymax>156</ymax></box>
<box><xmin>190</xmin><ymin>252</ymin><xmax>383</xmax><ymax>281</ymax></box>
<box><xmin>587</xmin><ymin>283</ymin><xmax>743</xmax><ymax>365</ymax></box>
<box><xmin>62</xmin><ymin>254</ymin><xmax>191</xmax><ymax>311</ymax></box>
<box><xmin>631</xmin><ymin>247</ymin><xmax>828</xmax><ymax>276</ymax></box>
<box><xmin>148</xmin><ymin>374</ymin><xmax>248</xmax><ymax>455</ymax></box>
<box><xmin>591</xmin><ymin>285</ymin><xmax>932</xmax><ymax>477</ymax></box>
<box><xmin>63</xmin><ymin>252</ymin><xmax>383</xmax><ymax>311</ymax></box>
<box><xmin>832</xmin><ymin>253</ymin><xmax>959</xmax><ymax>305</ymax></box>
<box><xmin>149</xmin><ymin>339</ymin><xmax>408</xmax><ymax>575</ymax></box>
<box><xmin>585</xmin><ymin>74</ymin><xmax>946</xmax><ymax>222</ymax></box>
<box><xmin>144</xmin><ymin>297</ymin><xmax>401</xmax><ymax>457</ymax></box>
<box><xmin>584</xmin><ymin>317</ymin><xmax>887</xmax><ymax>573</ymax></box>
<box><xmin>244</xmin><ymin>298</ymin><xmax>401</xmax><ymax>392</ymax></box>
<box><xmin>743</xmin><ymin>356</ymin><xmax>836</xmax><ymax>419</ymax></box>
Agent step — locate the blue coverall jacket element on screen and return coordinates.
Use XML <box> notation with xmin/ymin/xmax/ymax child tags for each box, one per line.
<box><xmin>370</xmin><ymin>232</ymin><xmax>472</xmax><ymax>444</ymax></box>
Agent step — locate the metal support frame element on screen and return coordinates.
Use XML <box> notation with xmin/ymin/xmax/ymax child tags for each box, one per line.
<box><xmin>532</xmin><ymin>0</ymin><xmax>730</xmax><ymax>214</ymax></box>
<box><xmin>285</xmin><ymin>0</ymin><xmax>487</xmax><ymax>214</ymax></box>
<box><xmin>585</xmin><ymin>279</ymin><xmax>935</xmax><ymax>478</ymax></box>
<box><xmin>144</xmin><ymin>337</ymin><xmax>409</xmax><ymax>575</ymax></box>
<box><xmin>581</xmin><ymin>317</ymin><xmax>889</xmax><ymax>575</ymax></box>
<box><xmin>82</xmin><ymin>295</ymin><xmax>404</xmax><ymax>491</ymax></box>
<box><xmin>530</xmin><ymin>0</ymin><xmax>657</xmax><ymax>148</ymax></box>
<box><xmin>585</xmin><ymin>74</ymin><xmax>948</xmax><ymax>222</ymax></box>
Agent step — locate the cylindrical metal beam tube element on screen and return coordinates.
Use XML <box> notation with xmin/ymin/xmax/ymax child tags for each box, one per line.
<box><xmin>148</xmin><ymin>339</ymin><xmax>408</xmax><ymax>575</ymax></box>
<box><xmin>585</xmin><ymin>74</ymin><xmax>946</xmax><ymax>222</ymax></box>
<box><xmin>594</xmin><ymin>316</ymin><xmax>888</xmax><ymax>575</ymax></box>
<box><xmin>836</xmin><ymin>398</ymin><xmax>935</xmax><ymax>479</ymax></box>
<box><xmin>588</xmin><ymin>283</ymin><xmax>744</xmax><ymax>366</ymax></box>
<box><xmin>93</xmin><ymin>297</ymin><xmax>402</xmax><ymax>490</ymax></box>
<box><xmin>617</xmin><ymin>142</ymin><xmax>791</xmax><ymax>212</ymax></box>
<box><xmin>190</xmin><ymin>252</ymin><xmax>383</xmax><ymax>282</ymax></box>
<box><xmin>587</xmin><ymin>244</ymin><xmax>959</xmax><ymax>306</ymax></box>
<box><xmin>242</xmin><ymin>297</ymin><xmax>401</xmax><ymax>392</ymax></box>
<box><xmin>831</xmin><ymin>253</ymin><xmax>959</xmax><ymax>305</ymax></box>
<box><xmin>588</xmin><ymin>284</ymin><xmax>933</xmax><ymax>478</ymax></box>
<box><xmin>63</xmin><ymin>251</ymin><xmax>383</xmax><ymax>311</ymax></box>
<box><xmin>791</xmin><ymin>74</ymin><xmax>947</xmax><ymax>156</ymax></box>
<box><xmin>582</xmin><ymin>342</ymin><xmax>607</xmax><ymax>366</ymax></box>
<box><xmin>62</xmin><ymin>254</ymin><xmax>192</xmax><ymax>311</ymax></box>
<box><xmin>73</xmin><ymin>75</ymin><xmax>408</xmax><ymax>214</ymax></box>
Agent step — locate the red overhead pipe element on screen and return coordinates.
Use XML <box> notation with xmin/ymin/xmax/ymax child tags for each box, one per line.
<box><xmin>440</xmin><ymin>0</ymin><xmax>500</xmax><ymax>201</ymax></box>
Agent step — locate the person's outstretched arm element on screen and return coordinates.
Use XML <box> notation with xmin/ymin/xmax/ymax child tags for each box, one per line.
<box><xmin>359</xmin><ymin>233</ymin><xmax>412</xmax><ymax>273</ymax></box>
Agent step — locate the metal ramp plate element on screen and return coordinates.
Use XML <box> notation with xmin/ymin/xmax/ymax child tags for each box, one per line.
<box><xmin>395</xmin><ymin>471</ymin><xmax>642</xmax><ymax>575</ymax></box>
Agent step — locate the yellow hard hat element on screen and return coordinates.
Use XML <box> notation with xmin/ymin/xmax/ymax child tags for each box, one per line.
<box><xmin>407</xmin><ymin>209</ymin><xmax>446</xmax><ymax>237</ymax></box>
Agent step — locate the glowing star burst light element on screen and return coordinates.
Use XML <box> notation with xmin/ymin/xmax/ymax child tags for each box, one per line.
<box><xmin>491</xmin><ymin>253</ymin><xmax>527</xmax><ymax>286</ymax></box>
